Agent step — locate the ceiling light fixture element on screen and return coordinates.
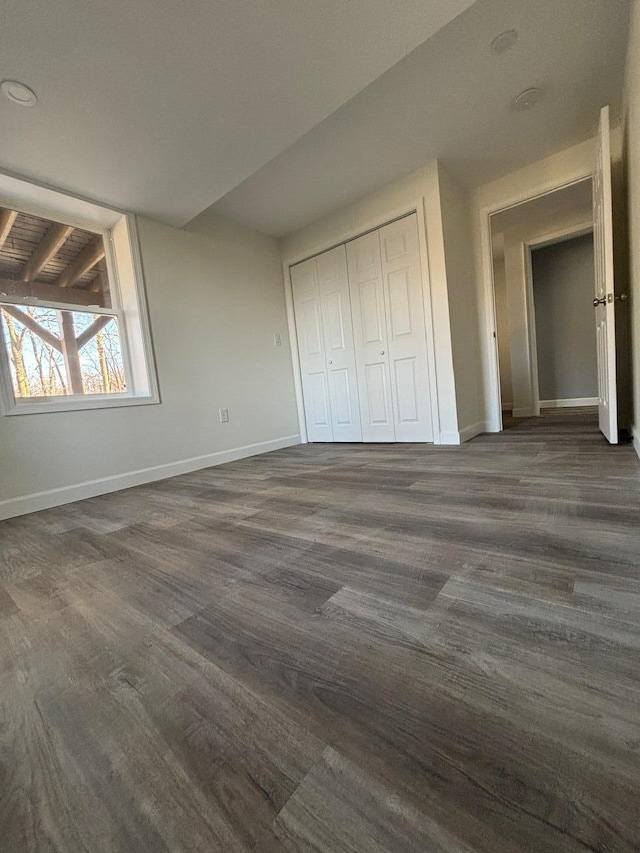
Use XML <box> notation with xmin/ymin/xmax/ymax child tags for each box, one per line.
<box><xmin>491</xmin><ymin>29</ymin><xmax>518</xmax><ymax>56</ymax></box>
<box><xmin>1</xmin><ymin>80</ymin><xmax>38</xmax><ymax>107</ymax></box>
<box><xmin>512</xmin><ymin>87</ymin><xmax>542</xmax><ymax>112</ymax></box>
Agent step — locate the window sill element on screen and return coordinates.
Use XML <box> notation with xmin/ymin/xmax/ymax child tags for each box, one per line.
<box><xmin>3</xmin><ymin>393</ymin><xmax>160</xmax><ymax>416</ymax></box>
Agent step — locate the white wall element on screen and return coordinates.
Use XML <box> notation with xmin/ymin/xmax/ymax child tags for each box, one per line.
<box><xmin>282</xmin><ymin>161</ymin><xmax>461</xmax><ymax>443</ymax></box>
<box><xmin>532</xmin><ymin>234</ymin><xmax>597</xmax><ymax>402</ymax></box>
<box><xmin>624</xmin><ymin>0</ymin><xmax>640</xmax><ymax>456</ymax></box>
<box><xmin>437</xmin><ymin>166</ymin><xmax>482</xmax><ymax>437</ymax></box>
<box><xmin>0</xmin><ymin>213</ymin><xmax>300</xmax><ymax>519</ymax></box>
<box><xmin>472</xmin><ymin>136</ymin><xmax>613</xmax><ymax>429</ymax></box>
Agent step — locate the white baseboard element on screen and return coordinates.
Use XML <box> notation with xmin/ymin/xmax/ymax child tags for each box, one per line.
<box><xmin>539</xmin><ymin>397</ymin><xmax>598</xmax><ymax>409</ymax></box>
<box><xmin>0</xmin><ymin>434</ymin><xmax>301</xmax><ymax>521</ymax></box>
<box><xmin>439</xmin><ymin>422</ymin><xmax>489</xmax><ymax>445</ymax></box>
<box><xmin>458</xmin><ymin>421</ymin><xmax>487</xmax><ymax>443</ymax></box>
<box><xmin>439</xmin><ymin>430</ymin><xmax>461</xmax><ymax>445</ymax></box>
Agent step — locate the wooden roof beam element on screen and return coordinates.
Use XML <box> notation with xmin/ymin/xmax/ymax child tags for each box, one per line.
<box><xmin>0</xmin><ymin>277</ymin><xmax>104</xmax><ymax>307</ymax></box>
<box><xmin>22</xmin><ymin>222</ymin><xmax>73</xmax><ymax>282</ymax></box>
<box><xmin>1</xmin><ymin>304</ymin><xmax>62</xmax><ymax>352</ymax></box>
<box><xmin>57</xmin><ymin>236</ymin><xmax>105</xmax><ymax>288</ymax></box>
<box><xmin>77</xmin><ymin>315</ymin><xmax>112</xmax><ymax>350</ymax></box>
<box><xmin>0</xmin><ymin>209</ymin><xmax>18</xmax><ymax>252</ymax></box>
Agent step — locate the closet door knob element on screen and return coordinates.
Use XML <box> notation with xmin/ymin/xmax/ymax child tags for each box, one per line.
<box><xmin>328</xmin><ymin>360</ymin><xmax>333</xmax><ymax>365</ymax></box>
<box><xmin>380</xmin><ymin>350</ymin><xmax>385</xmax><ymax>355</ymax></box>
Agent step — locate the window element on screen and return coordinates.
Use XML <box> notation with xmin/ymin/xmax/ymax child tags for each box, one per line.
<box><xmin>0</xmin><ymin>175</ymin><xmax>158</xmax><ymax>415</ymax></box>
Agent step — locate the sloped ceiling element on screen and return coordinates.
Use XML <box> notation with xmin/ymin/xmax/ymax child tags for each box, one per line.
<box><xmin>0</xmin><ymin>0</ymin><xmax>476</xmax><ymax>226</ymax></box>
<box><xmin>209</xmin><ymin>0</ymin><xmax>632</xmax><ymax>237</ymax></box>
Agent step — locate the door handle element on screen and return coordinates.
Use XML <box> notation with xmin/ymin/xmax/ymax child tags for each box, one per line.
<box><xmin>593</xmin><ymin>297</ymin><xmax>606</xmax><ymax>307</ymax></box>
<box><xmin>328</xmin><ymin>360</ymin><xmax>333</xmax><ymax>365</ymax></box>
<box><xmin>614</xmin><ymin>293</ymin><xmax>629</xmax><ymax>302</ymax></box>
<box><xmin>380</xmin><ymin>350</ymin><xmax>385</xmax><ymax>355</ymax></box>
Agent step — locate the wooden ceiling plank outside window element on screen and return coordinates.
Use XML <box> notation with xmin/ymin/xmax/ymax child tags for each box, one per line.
<box><xmin>57</xmin><ymin>236</ymin><xmax>105</xmax><ymax>289</ymax></box>
<box><xmin>21</xmin><ymin>222</ymin><xmax>73</xmax><ymax>282</ymax></box>
<box><xmin>0</xmin><ymin>209</ymin><xmax>18</xmax><ymax>252</ymax></box>
<box><xmin>0</xmin><ymin>210</ymin><xmax>110</xmax><ymax>310</ymax></box>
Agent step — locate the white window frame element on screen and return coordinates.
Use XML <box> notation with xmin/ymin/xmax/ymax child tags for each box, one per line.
<box><xmin>0</xmin><ymin>171</ymin><xmax>159</xmax><ymax>415</ymax></box>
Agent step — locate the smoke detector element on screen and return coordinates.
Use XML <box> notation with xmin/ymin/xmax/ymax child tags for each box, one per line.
<box><xmin>1</xmin><ymin>80</ymin><xmax>38</xmax><ymax>107</ymax></box>
<box><xmin>512</xmin><ymin>87</ymin><xmax>543</xmax><ymax>112</ymax></box>
<box><xmin>491</xmin><ymin>29</ymin><xmax>518</xmax><ymax>56</ymax></box>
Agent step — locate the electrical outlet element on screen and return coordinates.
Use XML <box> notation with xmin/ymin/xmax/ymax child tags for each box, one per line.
<box><xmin>219</xmin><ymin>407</ymin><xmax>229</xmax><ymax>423</ymax></box>
<box><xmin>274</xmin><ymin>332</ymin><xmax>282</xmax><ymax>347</ymax></box>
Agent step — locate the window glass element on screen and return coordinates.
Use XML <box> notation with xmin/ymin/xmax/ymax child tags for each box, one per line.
<box><xmin>0</xmin><ymin>210</ymin><xmax>111</xmax><ymax>309</ymax></box>
<box><xmin>0</xmin><ymin>189</ymin><xmax>157</xmax><ymax>414</ymax></box>
<box><xmin>1</xmin><ymin>306</ymin><xmax>126</xmax><ymax>398</ymax></box>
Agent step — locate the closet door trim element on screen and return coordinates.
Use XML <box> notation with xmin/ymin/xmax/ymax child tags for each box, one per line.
<box><xmin>284</xmin><ymin>201</ymin><xmax>440</xmax><ymax>444</ymax></box>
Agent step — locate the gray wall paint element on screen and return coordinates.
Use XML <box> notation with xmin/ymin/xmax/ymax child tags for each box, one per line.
<box><xmin>532</xmin><ymin>234</ymin><xmax>597</xmax><ymax>401</ymax></box>
<box><xmin>0</xmin><ymin>214</ymin><xmax>300</xmax><ymax>513</ymax></box>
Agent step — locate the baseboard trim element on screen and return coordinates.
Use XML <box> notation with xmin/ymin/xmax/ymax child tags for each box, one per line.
<box><xmin>458</xmin><ymin>421</ymin><xmax>487</xmax><ymax>443</ymax></box>
<box><xmin>0</xmin><ymin>434</ymin><xmax>301</xmax><ymax>521</ymax></box>
<box><xmin>539</xmin><ymin>397</ymin><xmax>598</xmax><ymax>409</ymax></box>
<box><xmin>439</xmin><ymin>430</ymin><xmax>461</xmax><ymax>446</ymax></box>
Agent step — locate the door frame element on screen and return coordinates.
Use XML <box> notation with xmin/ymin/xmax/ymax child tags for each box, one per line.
<box><xmin>480</xmin><ymin>174</ymin><xmax>593</xmax><ymax>432</ymax></box>
<box><xmin>283</xmin><ymin>200</ymin><xmax>440</xmax><ymax>443</ymax></box>
<box><xmin>522</xmin><ymin>221</ymin><xmax>594</xmax><ymax>417</ymax></box>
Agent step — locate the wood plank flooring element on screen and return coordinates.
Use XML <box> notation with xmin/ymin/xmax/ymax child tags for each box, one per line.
<box><xmin>1</xmin><ymin>409</ymin><xmax>639</xmax><ymax>852</ymax></box>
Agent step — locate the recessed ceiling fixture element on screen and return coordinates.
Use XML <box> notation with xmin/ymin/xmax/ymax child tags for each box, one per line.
<box><xmin>1</xmin><ymin>80</ymin><xmax>38</xmax><ymax>107</ymax></box>
<box><xmin>512</xmin><ymin>87</ymin><xmax>543</xmax><ymax>112</ymax></box>
<box><xmin>491</xmin><ymin>29</ymin><xmax>518</xmax><ymax>56</ymax></box>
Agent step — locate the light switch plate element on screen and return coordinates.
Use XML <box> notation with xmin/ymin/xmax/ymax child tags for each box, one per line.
<box><xmin>274</xmin><ymin>332</ymin><xmax>282</xmax><ymax>347</ymax></box>
<box><xmin>219</xmin><ymin>407</ymin><xmax>229</xmax><ymax>423</ymax></box>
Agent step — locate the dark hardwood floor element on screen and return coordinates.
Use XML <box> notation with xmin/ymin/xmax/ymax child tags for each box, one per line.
<box><xmin>1</xmin><ymin>409</ymin><xmax>640</xmax><ymax>852</ymax></box>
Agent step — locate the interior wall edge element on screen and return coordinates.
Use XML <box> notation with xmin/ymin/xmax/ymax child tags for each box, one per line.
<box><xmin>0</xmin><ymin>434</ymin><xmax>301</xmax><ymax>522</ymax></box>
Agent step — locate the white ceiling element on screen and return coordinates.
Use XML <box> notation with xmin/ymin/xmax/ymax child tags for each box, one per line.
<box><xmin>0</xmin><ymin>0</ymin><xmax>476</xmax><ymax>227</ymax></box>
<box><xmin>491</xmin><ymin>179</ymin><xmax>593</xmax><ymax>236</ymax></box>
<box><xmin>210</xmin><ymin>0</ymin><xmax>632</xmax><ymax>238</ymax></box>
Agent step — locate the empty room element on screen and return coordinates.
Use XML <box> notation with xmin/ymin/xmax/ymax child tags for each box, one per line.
<box><xmin>1</xmin><ymin>1</ymin><xmax>639</xmax><ymax>851</ymax></box>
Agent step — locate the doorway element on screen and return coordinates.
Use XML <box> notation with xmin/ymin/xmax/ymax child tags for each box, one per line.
<box><xmin>488</xmin><ymin>179</ymin><xmax>597</xmax><ymax>427</ymax></box>
<box><xmin>531</xmin><ymin>233</ymin><xmax>597</xmax><ymax>410</ymax></box>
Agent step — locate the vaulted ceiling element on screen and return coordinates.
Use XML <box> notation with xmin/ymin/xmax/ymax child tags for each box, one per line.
<box><xmin>0</xmin><ymin>0</ymin><xmax>632</xmax><ymax>237</ymax></box>
<box><xmin>210</xmin><ymin>0</ymin><xmax>632</xmax><ymax>237</ymax></box>
<box><xmin>0</xmin><ymin>0</ymin><xmax>475</xmax><ymax>227</ymax></box>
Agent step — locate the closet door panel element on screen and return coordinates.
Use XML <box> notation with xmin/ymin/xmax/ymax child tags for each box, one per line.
<box><xmin>379</xmin><ymin>215</ymin><xmax>433</xmax><ymax>442</ymax></box>
<box><xmin>291</xmin><ymin>258</ymin><xmax>333</xmax><ymax>442</ymax></box>
<box><xmin>316</xmin><ymin>246</ymin><xmax>362</xmax><ymax>441</ymax></box>
<box><xmin>346</xmin><ymin>232</ymin><xmax>395</xmax><ymax>442</ymax></box>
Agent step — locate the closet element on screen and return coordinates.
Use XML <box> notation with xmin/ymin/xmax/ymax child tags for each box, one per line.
<box><xmin>291</xmin><ymin>212</ymin><xmax>433</xmax><ymax>443</ymax></box>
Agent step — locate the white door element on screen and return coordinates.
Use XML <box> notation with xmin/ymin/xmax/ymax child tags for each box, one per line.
<box><xmin>379</xmin><ymin>215</ymin><xmax>433</xmax><ymax>442</ymax></box>
<box><xmin>316</xmin><ymin>247</ymin><xmax>362</xmax><ymax>441</ymax></box>
<box><xmin>346</xmin><ymin>231</ymin><xmax>396</xmax><ymax>442</ymax></box>
<box><xmin>593</xmin><ymin>105</ymin><xmax>618</xmax><ymax>444</ymax></box>
<box><xmin>291</xmin><ymin>258</ymin><xmax>333</xmax><ymax>442</ymax></box>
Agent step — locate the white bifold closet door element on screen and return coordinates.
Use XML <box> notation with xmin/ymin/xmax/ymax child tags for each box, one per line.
<box><xmin>291</xmin><ymin>246</ymin><xmax>362</xmax><ymax>442</ymax></box>
<box><xmin>347</xmin><ymin>214</ymin><xmax>433</xmax><ymax>442</ymax></box>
